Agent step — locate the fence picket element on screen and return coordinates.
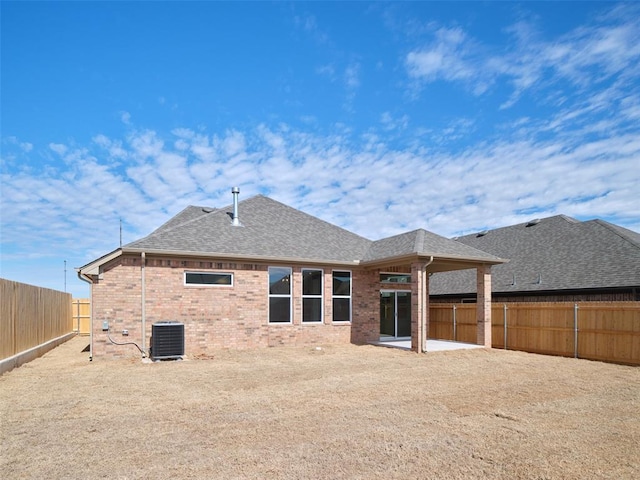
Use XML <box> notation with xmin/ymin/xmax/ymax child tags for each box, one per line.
<box><xmin>429</xmin><ymin>301</ymin><xmax>640</xmax><ymax>365</ymax></box>
<box><xmin>0</xmin><ymin>279</ymin><xmax>73</xmax><ymax>361</ymax></box>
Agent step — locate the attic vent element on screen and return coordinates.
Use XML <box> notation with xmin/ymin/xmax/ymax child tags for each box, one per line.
<box><xmin>202</xmin><ymin>207</ymin><xmax>214</xmax><ymax>213</ymax></box>
<box><xmin>526</xmin><ymin>219</ymin><xmax>541</xmax><ymax>227</ymax></box>
<box><xmin>476</xmin><ymin>230</ymin><xmax>488</xmax><ymax>237</ymax></box>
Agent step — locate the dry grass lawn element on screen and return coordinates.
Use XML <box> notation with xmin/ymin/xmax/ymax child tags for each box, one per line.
<box><xmin>1</xmin><ymin>336</ymin><xmax>639</xmax><ymax>479</ymax></box>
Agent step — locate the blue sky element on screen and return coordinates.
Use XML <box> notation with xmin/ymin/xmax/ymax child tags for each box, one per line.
<box><xmin>1</xmin><ymin>1</ymin><xmax>639</xmax><ymax>299</ymax></box>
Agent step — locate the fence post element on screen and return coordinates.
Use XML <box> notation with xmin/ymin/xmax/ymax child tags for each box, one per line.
<box><xmin>452</xmin><ymin>304</ymin><xmax>457</xmax><ymax>341</ymax></box>
<box><xmin>574</xmin><ymin>303</ymin><xmax>579</xmax><ymax>359</ymax></box>
<box><xmin>503</xmin><ymin>304</ymin><xmax>508</xmax><ymax>350</ymax></box>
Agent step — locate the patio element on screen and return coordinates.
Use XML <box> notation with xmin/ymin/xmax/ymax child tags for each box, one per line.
<box><xmin>371</xmin><ymin>339</ymin><xmax>484</xmax><ymax>351</ymax></box>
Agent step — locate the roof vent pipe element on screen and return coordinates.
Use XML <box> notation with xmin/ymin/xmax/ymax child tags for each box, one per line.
<box><xmin>231</xmin><ymin>186</ymin><xmax>241</xmax><ymax>226</ymax></box>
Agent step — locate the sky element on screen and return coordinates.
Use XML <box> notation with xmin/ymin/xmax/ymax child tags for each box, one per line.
<box><xmin>1</xmin><ymin>1</ymin><xmax>639</xmax><ymax>299</ymax></box>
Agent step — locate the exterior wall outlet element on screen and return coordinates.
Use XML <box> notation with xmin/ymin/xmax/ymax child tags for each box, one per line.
<box><xmin>102</xmin><ymin>321</ymin><xmax>109</xmax><ymax>331</ymax></box>
<box><xmin>122</xmin><ymin>330</ymin><xmax>129</xmax><ymax>336</ymax></box>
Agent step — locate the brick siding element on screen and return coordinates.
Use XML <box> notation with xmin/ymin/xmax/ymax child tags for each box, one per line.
<box><xmin>91</xmin><ymin>255</ymin><xmax>381</xmax><ymax>358</ymax></box>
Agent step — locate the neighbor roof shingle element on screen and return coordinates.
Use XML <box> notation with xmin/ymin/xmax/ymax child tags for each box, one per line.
<box><xmin>430</xmin><ymin>215</ymin><xmax>640</xmax><ymax>295</ymax></box>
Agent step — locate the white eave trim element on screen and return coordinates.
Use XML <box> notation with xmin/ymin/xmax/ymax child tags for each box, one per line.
<box><xmin>360</xmin><ymin>252</ymin><xmax>507</xmax><ymax>268</ymax></box>
<box><xmin>121</xmin><ymin>247</ymin><xmax>361</xmax><ymax>267</ymax></box>
<box><xmin>77</xmin><ymin>249</ymin><xmax>123</xmax><ymax>276</ymax></box>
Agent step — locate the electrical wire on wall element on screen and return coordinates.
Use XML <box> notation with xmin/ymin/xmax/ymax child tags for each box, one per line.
<box><xmin>105</xmin><ymin>323</ymin><xmax>147</xmax><ymax>357</ymax></box>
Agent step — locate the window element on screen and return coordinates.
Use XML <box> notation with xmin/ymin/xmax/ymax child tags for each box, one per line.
<box><xmin>302</xmin><ymin>269</ymin><xmax>323</xmax><ymax>323</ymax></box>
<box><xmin>380</xmin><ymin>273</ymin><xmax>411</xmax><ymax>283</ymax></box>
<box><xmin>332</xmin><ymin>270</ymin><xmax>351</xmax><ymax>322</ymax></box>
<box><xmin>269</xmin><ymin>267</ymin><xmax>292</xmax><ymax>323</ymax></box>
<box><xmin>185</xmin><ymin>272</ymin><xmax>233</xmax><ymax>286</ymax></box>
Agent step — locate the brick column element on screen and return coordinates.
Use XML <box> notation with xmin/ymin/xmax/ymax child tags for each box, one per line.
<box><xmin>476</xmin><ymin>264</ymin><xmax>492</xmax><ymax>347</ymax></box>
<box><xmin>411</xmin><ymin>261</ymin><xmax>429</xmax><ymax>353</ymax></box>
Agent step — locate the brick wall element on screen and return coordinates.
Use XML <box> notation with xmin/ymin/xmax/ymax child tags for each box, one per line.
<box><xmin>350</xmin><ymin>269</ymin><xmax>380</xmax><ymax>344</ymax></box>
<box><xmin>91</xmin><ymin>255</ymin><xmax>376</xmax><ymax>358</ymax></box>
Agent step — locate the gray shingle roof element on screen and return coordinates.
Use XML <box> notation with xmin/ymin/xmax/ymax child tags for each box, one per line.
<box><xmin>121</xmin><ymin>194</ymin><xmax>502</xmax><ymax>267</ymax></box>
<box><xmin>125</xmin><ymin>195</ymin><xmax>371</xmax><ymax>264</ymax></box>
<box><xmin>151</xmin><ymin>205</ymin><xmax>214</xmax><ymax>233</ymax></box>
<box><xmin>363</xmin><ymin>229</ymin><xmax>503</xmax><ymax>263</ymax></box>
<box><xmin>430</xmin><ymin>215</ymin><xmax>640</xmax><ymax>295</ymax></box>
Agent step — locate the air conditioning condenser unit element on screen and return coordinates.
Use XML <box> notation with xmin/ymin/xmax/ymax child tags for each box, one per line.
<box><xmin>151</xmin><ymin>321</ymin><xmax>185</xmax><ymax>360</ymax></box>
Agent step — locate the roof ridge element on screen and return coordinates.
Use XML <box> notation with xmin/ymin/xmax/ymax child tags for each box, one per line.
<box><xmin>588</xmin><ymin>219</ymin><xmax>640</xmax><ymax>248</ymax></box>
<box><xmin>265</xmin><ymin>196</ymin><xmax>372</xmax><ymax>242</ymax></box>
<box><xmin>125</xmin><ymin>205</ymin><xmax>219</xmax><ymax>247</ymax></box>
<box><xmin>133</xmin><ymin>195</ymin><xmax>268</xmax><ymax>244</ymax></box>
<box><xmin>414</xmin><ymin>229</ymin><xmax>426</xmax><ymax>253</ymax></box>
<box><xmin>455</xmin><ymin>214</ymin><xmax>579</xmax><ymax>240</ymax></box>
<box><xmin>557</xmin><ymin>214</ymin><xmax>579</xmax><ymax>223</ymax></box>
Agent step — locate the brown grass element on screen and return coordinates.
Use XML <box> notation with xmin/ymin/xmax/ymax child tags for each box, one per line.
<box><xmin>1</xmin><ymin>337</ymin><xmax>639</xmax><ymax>479</ymax></box>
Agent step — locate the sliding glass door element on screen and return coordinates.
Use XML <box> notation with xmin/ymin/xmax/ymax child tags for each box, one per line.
<box><xmin>380</xmin><ymin>291</ymin><xmax>411</xmax><ymax>339</ymax></box>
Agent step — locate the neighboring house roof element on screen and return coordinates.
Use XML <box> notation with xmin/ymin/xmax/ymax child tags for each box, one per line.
<box><xmin>78</xmin><ymin>194</ymin><xmax>504</xmax><ymax>275</ymax></box>
<box><xmin>430</xmin><ymin>215</ymin><xmax>640</xmax><ymax>296</ymax></box>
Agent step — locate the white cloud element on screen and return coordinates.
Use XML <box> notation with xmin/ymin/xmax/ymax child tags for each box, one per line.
<box><xmin>405</xmin><ymin>27</ymin><xmax>474</xmax><ymax>83</ymax></box>
<box><xmin>121</xmin><ymin>111</ymin><xmax>132</xmax><ymax>125</ymax></box>
<box><xmin>404</xmin><ymin>6</ymin><xmax>640</xmax><ymax>109</ymax></box>
<box><xmin>316</xmin><ymin>64</ymin><xmax>336</xmax><ymax>80</ymax></box>
<box><xmin>2</xmin><ymin>116</ymin><xmax>639</xmax><ymax>282</ymax></box>
<box><xmin>344</xmin><ymin>62</ymin><xmax>360</xmax><ymax>89</ymax></box>
<box><xmin>49</xmin><ymin>143</ymin><xmax>67</xmax><ymax>156</ymax></box>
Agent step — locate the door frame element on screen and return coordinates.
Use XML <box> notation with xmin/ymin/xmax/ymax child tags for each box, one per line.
<box><xmin>379</xmin><ymin>290</ymin><xmax>412</xmax><ymax>341</ymax></box>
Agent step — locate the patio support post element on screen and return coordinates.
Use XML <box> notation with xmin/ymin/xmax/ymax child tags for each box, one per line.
<box><xmin>411</xmin><ymin>259</ymin><xmax>432</xmax><ymax>353</ymax></box>
<box><xmin>476</xmin><ymin>264</ymin><xmax>492</xmax><ymax>347</ymax></box>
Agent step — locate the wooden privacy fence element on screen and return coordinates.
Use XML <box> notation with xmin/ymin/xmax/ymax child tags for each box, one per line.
<box><xmin>1</xmin><ymin>278</ymin><xmax>73</xmax><ymax>361</ymax></box>
<box><xmin>72</xmin><ymin>298</ymin><xmax>91</xmax><ymax>335</ymax></box>
<box><xmin>429</xmin><ymin>302</ymin><xmax>640</xmax><ymax>365</ymax></box>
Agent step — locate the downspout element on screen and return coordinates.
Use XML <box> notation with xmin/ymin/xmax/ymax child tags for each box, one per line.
<box><xmin>422</xmin><ymin>256</ymin><xmax>434</xmax><ymax>353</ymax></box>
<box><xmin>76</xmin><ymin>270</ymin><xmax>94</xmax><ymax>361</ymax></box>
<box><xmin>141</xmin><ymin>252</ymin><xmax>147</xmax><ymax>358</ymax></box>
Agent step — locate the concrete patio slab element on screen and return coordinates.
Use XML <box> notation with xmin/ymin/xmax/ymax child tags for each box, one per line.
<box><xmin>371</xmin><ymin>339</ymin><xmax>484</xmax><ymax>352</ymax></box>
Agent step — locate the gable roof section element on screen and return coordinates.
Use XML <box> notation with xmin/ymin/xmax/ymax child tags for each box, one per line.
<box><xmin>430</xmin><ymin>215</ymin><xmax>640</xmax><ymax>295</ymax></box>
<box><xmin>363</xmin><ymin>229</ymin><xmax>503</xmax><ymax>268</ymax></box>
<box><xmin>79</xmin><ymin>194</ymin><xmax>506</xmax><ymax>273</ymax></box>
<box><xmin>149</xmin><ymin>205</ymin><xmax>215</xmax><ymax>234</ymax></box>
<box><xmin>124</xmin><ymin>195</ymin><xmax>371</xmax><ymax>264</ymax></box>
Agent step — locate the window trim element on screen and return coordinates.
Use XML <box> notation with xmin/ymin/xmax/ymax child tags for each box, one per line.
<box><xmin>184</xmin><ymin>271</ymin><xmax>234</xmax><ymax>287</ymax></box>
<box><xmin>302</xmin><ymin>268</ymin><xmax>324</xmax><ymax>324</ymax></box>
<box><xmin>332</xmin><ymin>269</ymin><xmax>352</xmax><ymax>323</ymax></box>
<box><xmin>268</xmin><ymin>266</ymin><xmax>293</xmax><ymax>324</ymax></box>
<box><xmin>380</xmin><ymin>272</ymin><xmax>411</xmax><ymax>284</ymax></box>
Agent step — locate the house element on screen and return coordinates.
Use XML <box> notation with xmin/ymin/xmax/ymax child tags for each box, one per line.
<box><xmin>430</xmin><ymin>215</ymin><xmax>640</xmax><ymax>303</ymax></box>
<box><xmin>77</xmin><ymin>189</ymin><xmax>505</xmax><ymax>359</ymax></box>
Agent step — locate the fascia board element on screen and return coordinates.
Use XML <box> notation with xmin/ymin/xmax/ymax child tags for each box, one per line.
<box><xmin>77</xmin><ymin>249</ymin><xmax>123</xmax><ymax>276</ymax></box>
<box><xmin>361</xmin><ymin>252</ymin><xmax>507</xmax><ymax>269</ymax></box>
<box><xmin>121</xmin><ymin>247</ymin><xmax>361</xmax><ymax>267</ymax></box>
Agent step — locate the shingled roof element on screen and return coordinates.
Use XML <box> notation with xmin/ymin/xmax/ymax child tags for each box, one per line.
<box><xmin>430</xmin><ymin>215</ymin><xmax>640</xmax><ymax>296</ymax></box>
<box><xmin>90</xmin><ymin>194</ymin><xmax>502</xmax><ymax>269</ymax></box>
<box><xmin>125</xmin><ymin>195</ymin><xmax>371</xmax><ymax>264</ymax></box>
<box><xmin>364</xmin><ymin>229</ymin><xmax>503</xmax><ymax>265</ymax></box>
<box><xmin>77</xmin><ymin>194</ymin><xmax>507</xmax><ymax>276</ymax></box>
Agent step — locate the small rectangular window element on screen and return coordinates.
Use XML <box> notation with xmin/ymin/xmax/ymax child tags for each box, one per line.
<box><xmin>302</xmin><ymin>269</ymin><xmax>323</xmax><ymax>323</ymax></box>
<box><xmin>332</xmin><ymin>270</ymin><xmax>351</xmax><ymax>322</ymax></box>
<box><xmin>380</xmin><ymin>273</ymin><xmax>411</xmax><ymax>283</ymax></box>
<box><xmin>185</xmin><ymin>272</ymin><xmax>233</xmax><ymax>286</ymax></box>
<box><xmin>269</xmin><ymin>267</ymin><xmax>292</xmax><ymax>323</ymax></box>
